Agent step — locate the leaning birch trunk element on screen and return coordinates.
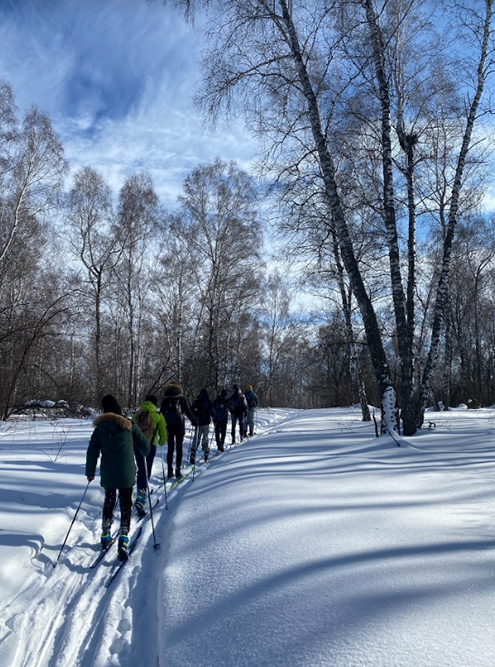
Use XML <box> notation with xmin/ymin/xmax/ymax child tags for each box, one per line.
<box><xmin>417</xmin><ymin>0</ymin><xmax>494</xmax><ymax>428</ymax></box>
<box><xmin>332</xmin><ymin>233</ymin><xmax>371</xmax><ymax>422</ymax></box>
<box><xmin>279</xmin><ymin>0</ymin><xmax>398</xmax><ymax>431</ymax></box>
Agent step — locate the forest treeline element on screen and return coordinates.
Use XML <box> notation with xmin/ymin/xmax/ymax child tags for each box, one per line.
<box><xmin>2</xmin><ymin>0</ymin><xmax>495</xmax><ymax>426</ymax></box>
<box><xmin>0</xmin><ymin>86</ymin><xmax>337</xmax><ymax>418</ymax></box>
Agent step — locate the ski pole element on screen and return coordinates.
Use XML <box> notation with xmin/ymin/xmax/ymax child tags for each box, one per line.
<box><xmin>54</xmin><ymin>479</ymin><xmax>91</xmax><ymax>566</ymax></box>
<box><xmin>160</xmin><ymin>445</ymin><xmax>168</xmax><ymax>510</ymax></box>
<box><xmin>147</xmin><ymin>483</ymin><xmax>160</xmax><ymax>550</ymax></box>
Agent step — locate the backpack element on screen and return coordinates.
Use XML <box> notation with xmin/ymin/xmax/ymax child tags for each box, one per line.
<box><xmin>230</xmin><ymin>395</ymin><xmax>241</xmax><ymax>410</ymax></box>
<box><xmin>230</xmin><ymin>393</ymin><xmax>247</xmax><ymax>413</ymax></box>
<box><xmin>165</xmin><ymin>397</ymin><xmax>183</xmax><ymax>427</ymax></box>
<box><xmin>212</xmin><ymin>399</ymin><xmax>229</xmax><ymax>422</ymax></box>
<box><xmin>136</xmin><ymin>409</ymin><xmax>153</xmax><ymax>438</ymax></box>
<box><xmin>193</xmin><ymin>398</ymin><xmax>212</xmax><ymax>425</ymax></box>
<box><xmin>246</xmin><ymin>391</ymin><xmax>257</xmax><ymax>409</ymax></box>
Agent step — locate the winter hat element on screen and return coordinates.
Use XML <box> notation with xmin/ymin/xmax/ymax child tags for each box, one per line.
<box><xmin>233</xmin><ymin>384</ymin><xmax>239</xmax><ymax>392</ymax></box>
<box><xmin>145</xmin><ymin>395</ymin><xmax>157</xmax><ymax>406</ymax></box>
<box><xmin>246</xmin><ymin>384</ymin><xmax>253</xmax><ymax>391</ymax></box>
<box><xmin>163</xmin><ymin>383</ymin><xmax>183</xmax><ymax>399</ymax></box>
<box><xmin>101</xmin><ymin>394</ymin><xmax>122</xmax><ymax>415</ymax></box>
<box><xmin>221</xmin><ymin>389</ymin><xmax>227</xmax><ymax>398</ymax></box>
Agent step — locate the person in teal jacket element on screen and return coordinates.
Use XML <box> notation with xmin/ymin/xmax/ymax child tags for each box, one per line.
<box><xmin>132</xmin><ymin>395</ymin><xmax>167</xmax><ymax>516</ymax></box>
<box><xmin>86</xmin><ymin>394</ymin><xmax>149</xmax><ymax>561</ymax></box>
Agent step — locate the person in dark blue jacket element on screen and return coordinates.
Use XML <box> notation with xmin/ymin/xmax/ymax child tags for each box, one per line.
<box><xmin>190</xmin><ymin>388</ymin><xmax>214</xmax><ymax>463</ymax></box>
<box><xmin>160</xmin><ymin>382</ymin><xmax>197</xmax><ymax>479</ymax></box>
<box><xmin>212</xmin><ymin>389</ymin><xmax>230</xmax><ymax>451</ymax></box>
<box><xmin>244</xmin><ymin>384</ymin><xmax>259</xmax><ymax>437</ymax></box>
<box><xmin>229</xmin><ymin>384</ymin><xmax>248</xmax><ymax>444</ymax></box>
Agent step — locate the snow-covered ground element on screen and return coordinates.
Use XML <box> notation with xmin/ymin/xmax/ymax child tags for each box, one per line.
<box><xmin>0</xmin><ymin>406</ymin><xmax>494</xmax><ymax>667</ymax></box>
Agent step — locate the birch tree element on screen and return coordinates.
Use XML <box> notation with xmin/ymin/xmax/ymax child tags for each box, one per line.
<box><xmin>159</xmin><ymin>0</ymin><xmax>494</xmax><ymax>434</ymax></box>
<box><xmin>0</xmin><ymin>82</ymin><xmax>69</xmax><ymax>416</ymax></box>
<box><xmin>152</xmin><ymin>214</ymin><xmax>198</xmax><ymax>388</ymax></box>
<box><xmin>177</xmin><ymin>159</ymin><xmax>263</xmax><ymax>391</ymax></box>
<box><xmin>65</xmin><ymin>167</ymin><xmax>122</xmax><ymax>400</ymax></box>
<box><xmin>0</xmin><ymin>101</ymin><xmax>67</xmax><ymax>266</ymax></box>
<box><xmin>114</xmin><ymin>172</ymin><xmax>158</xmax><ymax>406</ymax></box>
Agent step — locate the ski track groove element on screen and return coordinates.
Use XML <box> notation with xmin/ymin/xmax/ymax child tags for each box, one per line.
<box><xmin>9</xmin><ymin>522</ymin><xmax>148</xmax><ymax>667</ymax></box>
<box><xmin>12</xmin><ymin>565</ymin><xmax>83</xmax><ymax>667</ymax></box>
<box><xmin>5</xmin><ymin>410</ymin><xmax>295</xmax><ymax>666</ymax></box>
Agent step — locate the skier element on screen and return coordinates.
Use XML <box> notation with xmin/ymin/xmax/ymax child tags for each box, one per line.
<box><xmin>160</xmin><ymin>381</ymin><xmax>197</xmax><ymax>479</ymax></box>
<box><xmin>190</xmin><ymin>388</ymin><xmax>214</xmax><ymax>463</ymax></box>
<box><xmin>243</xmin><ymin>384</ymin><xmax>259</xmax><ymax>437</ymax></box>
<box><xmin>212</xmin><ymin>389</ymin><xmax>230</xmax><ymax>451</ymax></box>
<box><xmin>131</xmin><ymin>395</ymin><xmax>167</xmax><ymax>517</ymax></box>
<box><xmin>85</xmin><ymin>394</ymin><xmax>150</xmax><ymax>561</ymax></box>
<box><xmin>229</xmin><ymin>384</ymin><xmax>248</xmax><ymax>444</ymax></box>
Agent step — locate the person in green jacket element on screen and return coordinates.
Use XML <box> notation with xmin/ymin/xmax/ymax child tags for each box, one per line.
<box><xmin>86</xmin><ymin>394</ymin><xmax>150</xmax><ymax>561</ymax></box>
<box><xmin>131</xmin><ymin>395</ymin><xmax>167</xmax><ymax>517</ymax></box>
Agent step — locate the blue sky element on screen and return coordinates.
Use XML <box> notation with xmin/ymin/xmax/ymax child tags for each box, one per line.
<box><xmin>0</xmin><ymin>0</ymin><xmax>256</xmax><ymax>207</ymax></box>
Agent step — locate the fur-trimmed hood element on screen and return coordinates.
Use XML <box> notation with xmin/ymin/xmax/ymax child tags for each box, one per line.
<box><xmin>93</xmin><ymin>412</ymin><xmax>132</xmax><ymax>430</ymax></box>
<box><xmin>86</xmin><ymin>410</ymin><xmax>150</xmax><ymax>490</ymax></box>
<box><xmin>163</xmin><ymin>383</ymin><xmax>183</xmax><ymax>399</ymax></box>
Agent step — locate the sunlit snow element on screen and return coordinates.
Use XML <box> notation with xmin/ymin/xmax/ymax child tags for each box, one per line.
<box><xmin>0</xmin><ymin>407</ymin><xmax>494</xmax><ymax>666</ymax></box>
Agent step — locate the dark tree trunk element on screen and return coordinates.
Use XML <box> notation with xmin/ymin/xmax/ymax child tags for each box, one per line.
<box><xmin>280</xmin><ymin>0</ymin><xmax>397</xmax><ymax>431</ymax></box>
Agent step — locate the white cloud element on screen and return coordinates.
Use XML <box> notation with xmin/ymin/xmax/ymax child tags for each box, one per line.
<box><xmin>0</xmin><ymin>0</ymin><xmax>259</xmax><ymax>207</ymax></box>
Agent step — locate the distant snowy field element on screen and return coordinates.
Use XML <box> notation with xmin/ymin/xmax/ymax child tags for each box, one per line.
<box><xmin>0</xmin><ymin>406</ymin><xmax>494</xmax><ymax>666</ymax></box>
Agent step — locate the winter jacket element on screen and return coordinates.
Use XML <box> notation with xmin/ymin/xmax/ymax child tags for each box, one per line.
<box><xmin>229</xmin><ymin>386</ymin><xmax>248</xmax><ymax>417</ymax></box>
<box><xmin>192</xmin><ymin>389</ymin><xmax>214</xmax><ymax>426</ymax></box>
<box><xmin>160</xmin><ymin>383</ymin><xmax>198</xmax><ymax>435</ymax></box>
<box><xmin>212</xmin><ymin>394</ymin><xmax>230</xmax><ymax>423</ymax></box>
<box><xmin>245</xmin><ymin>389</ymin><xmax>259</xmax><ymax>409</ymax></box>
<box><xmin>86</xmin><ymin>412</ymin><xmax>150</xmax><ymax>489</ymax></box>
<box><xmin>132</xmin><ymin>400</ymin><xmax>167</xmax><ymax>446</ymax></box>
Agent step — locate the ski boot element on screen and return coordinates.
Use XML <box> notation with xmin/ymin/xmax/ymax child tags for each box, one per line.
<box><xmin>175</xmin><ymin>468</ymin><xmax>183</xmax><ymax>479</ymax></box>
<box><xmin>167</xmin><ymin>467</ymin><xmax>174</xmax><ymax>480</ymax></box>
<box><xmin>134</xmin><ymin>494</ymin><xmax>146</xmax><ymax>518</ymax></box>
<box><xmin>203</xmin><ymin>451</ymin><xmax>209</xmax><ymax>463</ymax></box>
<box><xmin>101</xmin><ymin>533</ymin><xmax>112</xmax><ymax>550</ymax></box>
<box><xmin>189</xmin><ymin>450</ymin><xmax>196</xmax><ymax>465</ymax></box>
<box><xmin>118</xmin><ymin>534</ymin><xmax>130</xmax><ymax>562</ymax></box>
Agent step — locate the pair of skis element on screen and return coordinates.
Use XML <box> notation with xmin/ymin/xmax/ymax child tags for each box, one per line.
<box><xmin>104</xmin><ymin>526</ymin><xmax>144</xmax><ymax>588</ymax></box>
<box><xmin>89</xmin><ymin>494</ymin><xmax>160</xmax><ymax>586</ymax></box>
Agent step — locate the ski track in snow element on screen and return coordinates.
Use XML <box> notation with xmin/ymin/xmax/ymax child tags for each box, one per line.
<box><xmin>0</xmin><ymin>409</ymin><xmax>297</xmax><ymax>667</ymax></box>
<box><xmin>1</xmin><ymin>406</ymin><xmax>494</xmax><ymax>666</ymax></box>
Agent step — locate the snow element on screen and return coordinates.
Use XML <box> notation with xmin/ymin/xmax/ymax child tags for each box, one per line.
<box><xmin>0</xmin><ymin>406</ymin><xmax>494</xmax><ymax>667</ymax></box>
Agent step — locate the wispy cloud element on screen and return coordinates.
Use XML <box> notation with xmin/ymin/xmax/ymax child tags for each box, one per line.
<box><xmin>0</xmin><ymin>0</ymin><xmax>257</xmax><ymax>207</ymax></box>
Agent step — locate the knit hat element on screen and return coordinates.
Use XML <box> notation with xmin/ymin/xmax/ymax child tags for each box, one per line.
<box><xmin>101</xmin><ymin>394</ymin><xmax>122</xmax><ymax>415</ymax></box>
<box><xmin>246</xmin><ymin>384</ymin><xmax>253</xmax><ymax>391</ymax></box>
<box><xmin>145</xmin><ymin>395</ymin><xmax>157</xmax><ymax>406</ymax></box>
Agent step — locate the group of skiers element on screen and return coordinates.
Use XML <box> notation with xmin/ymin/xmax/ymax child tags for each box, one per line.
<box><xmin>85</xmin><ymin>382</ymin><xmax>259</xmax><ymax>561</ymax></box>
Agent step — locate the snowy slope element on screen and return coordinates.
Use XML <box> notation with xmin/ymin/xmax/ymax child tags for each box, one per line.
<box><xmin>1</xmin><ymin>407</ymin><xmax>494</xmax><ymax>666</ymax></box>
